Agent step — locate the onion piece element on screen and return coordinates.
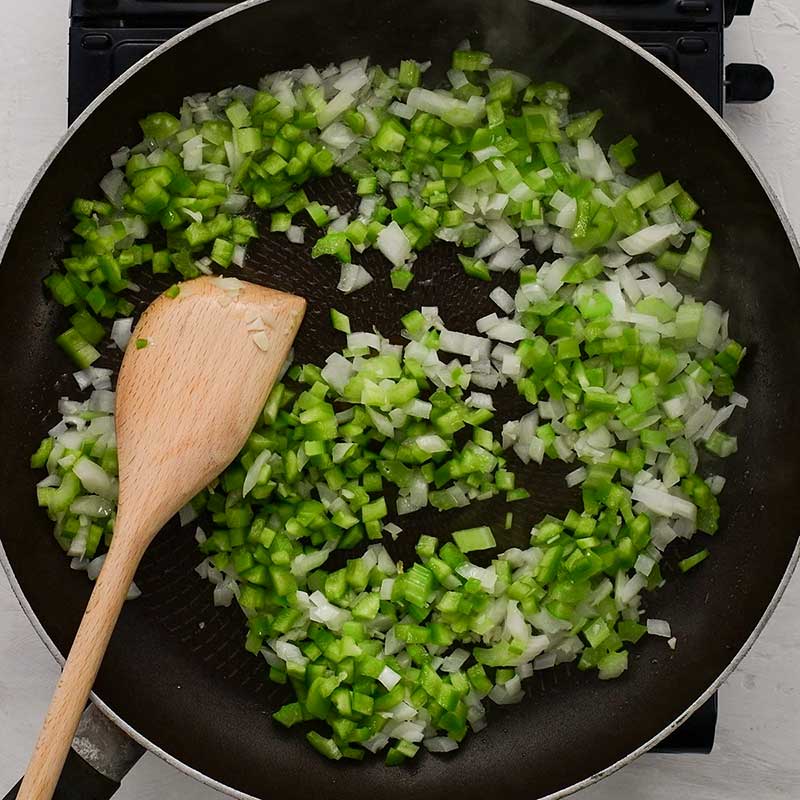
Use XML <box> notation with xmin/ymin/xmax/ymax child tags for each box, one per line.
<box><xmin>647</xmin><ymin>618</ymin><xmax>672</xmax><ymax>638</ymax></box>
<box><xmin>337</xmin><ymin>262</ymin><xmax>373</xmax><ymax>294</ymax></box>
<box><xmin>489</xmin><ymin>286</ymin><xmax>515</xmax><ymax>314</ymax></box>
<box><xmin>618</xmin><ymin>223</ymin><xmax>681</xmax><ymax>256</ymax></box>
<box><xmin>376</xmin><ymin>221</ymin><xmax>412</xmax><ymax>267</ymax></box>
<box><xmin>111</xmin><ymin>318</ymin><xmax>133</xmax><ymax>351</ymax></box>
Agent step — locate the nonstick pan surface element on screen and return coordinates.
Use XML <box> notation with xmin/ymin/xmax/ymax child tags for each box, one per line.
<box><xmin>1</xmin><ymin>1</ymin><xmax>799</xmax><ymax>798</ymax></box>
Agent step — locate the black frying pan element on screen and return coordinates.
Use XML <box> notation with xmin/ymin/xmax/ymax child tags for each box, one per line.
<box><xmin>1</xmin><ymin>1</ymin><xmax>799</xmax><ymax>798</ymax></box>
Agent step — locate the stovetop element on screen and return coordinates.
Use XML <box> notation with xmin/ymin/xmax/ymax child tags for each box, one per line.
<box><xmin>68</xmin><ymin>0</ymin><xmax>773</xmax><ymax>123</ymax></box>
<box><xmin>66</xmin><ymin>0</ymin><xmax>772</xmax><ymax>756</ymax></box>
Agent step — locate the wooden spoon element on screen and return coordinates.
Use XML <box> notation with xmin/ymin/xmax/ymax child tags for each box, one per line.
<box><xmin>17</xmin><ymin>276</ymin><xmax>306</xmax><ymax>800</ymax></box>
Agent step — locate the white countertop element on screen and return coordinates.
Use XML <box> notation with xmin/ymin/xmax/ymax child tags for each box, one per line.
<box><xmin>1</xmin><ymin>2</ymin><xmax>799</xmax><ymax>798</ymax></box>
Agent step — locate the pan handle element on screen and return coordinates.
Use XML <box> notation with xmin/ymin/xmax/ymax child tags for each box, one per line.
<box><xmin>3</xmin><ymin>704</ymin><xmax>143</xmax><ymax>800</ymax></box>
<box><xmin>3</xmin><ymin>749</ymin><xmax>120</xmax><ymax>800</ymax></box>
<box><xmin>725</xmin><ymin>63</ymin><xmax>774</xmax><ymax>104</ymax></box>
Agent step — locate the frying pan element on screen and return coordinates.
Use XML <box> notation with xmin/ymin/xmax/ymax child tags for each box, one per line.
<box><xmin>1</xmin><ymin>1</ymin><xmax>799</xmax><ymax>798</ymax></box>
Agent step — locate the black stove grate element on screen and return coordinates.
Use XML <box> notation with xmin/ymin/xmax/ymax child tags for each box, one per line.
<box><xmin>68</xmin><ymin>0</ymin><xmax>772</xmax><ymax>123</ymax></box>
<box><xmin>66</xmin><ymin>0</ymin><xmax>770</xmax><ymax>757</ymax></box>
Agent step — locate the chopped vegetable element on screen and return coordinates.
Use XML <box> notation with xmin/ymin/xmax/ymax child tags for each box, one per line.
<box><xmin>452</xmin><ymin>526</ymin><xmax>496</xmax><ymax>553</ymax></box>
<box><xmin>678</xmin><ymin>549</ymin><xmax>710</xmax><ymax>573</ymax></box>
<box><xmin>330</xmin><ymin>309</ymin><xmax>351</xmax><ymax>334</ymax></box>
<box><xmin>32</xmin><ymin>47</ymin><xmax>745</xmax><ymax>767</ymax></box>
<box><xmin>43</xmin><ymin>47</ymin><xmax>712</xmax><ymax>354</ymax></box>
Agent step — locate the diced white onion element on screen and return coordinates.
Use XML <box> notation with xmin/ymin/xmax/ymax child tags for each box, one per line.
<box><xmin>378</xmin><ymin>666</ymin><xmax>402</xmax><ymax>690</ymax></box>
<box><xmin>489</xmin><ymin>286</ymin><xmax>515</xmax><ymax>313</ymax></box>
<box><xmin>424</xmin><ymin>736</ymin><xmax>458</xmax><ymax>753</ymax></box>
<box><xmin>631</xmin><ymin>484</ymin><xmax>696</xmax><ymax>521</ymax></box>
<box><xmin>565</xmin><ymin>467</ymin><xmax>587</xmax><ymax>488</ymax></box>
<box><xmin>111</xmin><ymin>318</ymin><xmax>133</xmax><ymax>351</ymax></box>
<box><xmin>376</xmin><ymin>221</ymin><xmax>412</xmax><ymax>267</ymax></box>
<box><xmin>178</xmin><ymin>503</ymin><xmax>198</xmax><ymax>526</ymax></box>
<box><xmin>618</xmin><ymin>223</ymin><xmax>681</xmax><ymax>256</ymax></box>
<box><xmin>335</xmin><ymin>262</ymin><xmax>374</xmax><ymax>298</ymax></box>
<box><xmin>486</xmin><ymin>320</ymin><xmax>528</xmax><ymax>343</ymax></box>
<box><xmin>647</xmin><ymin>618</ymin><xmax>672</xmax><ymax>638</ymax></box>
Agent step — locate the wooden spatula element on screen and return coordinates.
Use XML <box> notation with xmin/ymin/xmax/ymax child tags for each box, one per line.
<box><xmin>17</xmin><ymin>276</ymin><xmax>306</xmax><ymax>800</ymax></box>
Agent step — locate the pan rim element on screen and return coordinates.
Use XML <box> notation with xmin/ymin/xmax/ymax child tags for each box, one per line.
<box><xmin>1</xmin><ymin>0</ymin><xmax>798</xmax><ymax>797</ymax></box>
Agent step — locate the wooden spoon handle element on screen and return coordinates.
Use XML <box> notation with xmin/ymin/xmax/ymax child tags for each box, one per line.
<box><xmin>16</xmin><ymin>538</ymin><xmax>141</xmax><ymax>800</ymax></box>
